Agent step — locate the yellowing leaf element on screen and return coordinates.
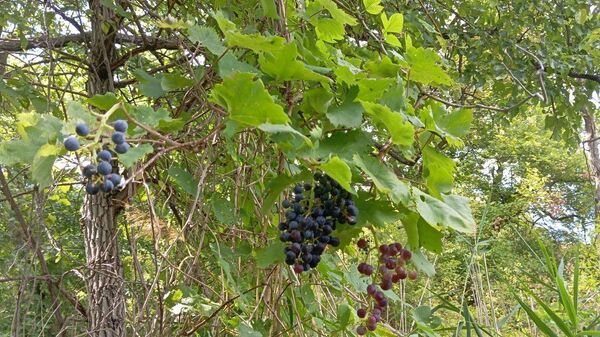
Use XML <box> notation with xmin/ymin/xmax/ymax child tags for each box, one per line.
<box><xmin>225</xmin><ymin>31</ymin><xmax>286</xmax><ymax>52</ymax></box>
<box><xmin>363</xmin><ymin>0</ymin><xmax>383</xmax><ymax>15</ymax></box>
<box><xmin>307</xmin><ymin>0</ymin><xmax>357</xmax><ymax>43</ymax></box>
<box><xmin>383</xmin><ymin>13</ymin><xmax>404</xmax><ymax>34</ymax></box>
<box><xmin>384</xmin><ymin>33</ymin><xmax>402</xmax><ymax>47</ymax></box>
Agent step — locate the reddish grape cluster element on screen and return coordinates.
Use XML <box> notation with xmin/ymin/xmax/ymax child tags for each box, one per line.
<box><xmin>354</xmin><ymin>240</ymin><xmax>418</xmax><ymax>334</ymax></box>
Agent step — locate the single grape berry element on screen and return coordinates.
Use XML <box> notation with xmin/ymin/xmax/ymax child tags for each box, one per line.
<box><xmin>408</xmin><ymin>270</ymin><xmax>418</xmax><ymax>280</ymax></box>
<box><xmin>357</xmin><ymin>238</ymin><xmax>368</xmax><ymax>249</ymax></box>
<box><xmin>282</xmin><ymin>199</ymin><xmax>291</xmax><ymax>208</ymax></box>
<box><xmin>85</xmin><ymin>183</ymin><xmax>99</xmax><ymax>195</ymax></box>
<box><xmin>356</xmin><ymin>326</ymin><xmax>367</xmax><ymax>335</ymax></box>
<box><xmin>367</xmin><ymin>284</ymin><xmax>377</xmax><ymax>295</ymax></box>
<box><xmin>63</xmin><ymin>136</ymin><xmax>80</xmax><ymax>151</ymax></box>
<box><xmin>107</xmin><ymin>173</ymin><xmax>121</xmax><ymax>186</ymax></box>
<box><xmin>111</xmin><ymin>132</ymin><xmax>126</xmax><ymax>144</ymax></box>
<box><xmin>329</xmin><ymin>237</ymin><xmax>340</xmax><ymax>247</ymax></box>
<box><xmin>357</xmin><ymin>308</ymin><xmax>367</xmax><ymax>318</ymax></box>
<box><xmin>115</xmin><ymin>142</ymin><xmax>130</xmax><ymax>154</ymax></box>
<box><xmin>113</xmin><ymin>120</ymin><xmax>128</xmax><ymax>132</ymax></box>
<box><xmin>396</xmin><ymin>268</ymin><xmax>408</xmax><ymax>280</ymax></box>
<box><xmin>100</xmin><ymin>179</ymin><xmax>114</xmax><ymax>192</ymax></box>
<box><xmin>279</xmin><ymin>232</ymin><xmax>291</xmax><ymax>242</ymax></box>
<box><xmin>98</xmin><ymin>150</ymin><xmax>112</xmax><ymax>161</ymax></box>
<box><xmin>293</xmin><ymin>184</ymin><xmax>303</xmax><ymax>194</ymax></box>
<box><xmin>97</xmin><ymin>161</ymin><xmax>112</xmax><ymax>175</ymax></box>
<box><xmin>82</xmin><ymin>164</ymin><xmax>97</xmax><ymax>178</ymax></box>
<box><xmin>75</xmin><ymin>123</ymin><xmax>90</xmax><ymax>136</ymax></box>
<box><xmin>401</xmin><ymin>249</ymin><xmax>412</xmax><ymax>261</ymax></box>
<box><xmin>293</xmin><ymin>264</ymin><xmax>304</xmax><ymax>274</ymax></box>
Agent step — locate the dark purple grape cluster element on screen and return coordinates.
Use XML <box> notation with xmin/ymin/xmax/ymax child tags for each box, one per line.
<box><xmin>80</xmin><ymin>120</ymin><xmax>129</xmax><ymax>195</ymax></box>
<box><xmin>354</xmin><ymin>240</ymin><xmax>418</xmax><ymax>334</ymax></box>
<box><xmin>280</xmin><ymin>172</ymin><xmax>358</xmax><ymax>273</ymax></box>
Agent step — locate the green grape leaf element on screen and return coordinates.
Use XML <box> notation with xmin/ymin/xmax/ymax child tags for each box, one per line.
<box><xmin>402</xmin><ymin>211</ymin><xmax>420</xmax><ymax>249</ymax></box>
<box><xmin>413</xmin><ymin>188</ymin><xmax>475</xmax><ymax>233</ymax></box>
<box><xmin>381</xmin><ymin>12</ymin><xmax>404</xmax><ymax>34</ymax></box>
<box><xmin>0</xmin><ymin>140</ymin><xmax>38</xmax><ymax>165</ymax></box>
<box><xmin>362</xmin><ymin>101</ymin><xmax>414</xmax><ymax>147</ymax></box>
<box><xmin>168</xmin><ymin>165</ymin><xmax>198</xmax><ymax>196</ymax></box>
<box><xmin>411</xmin><ymin>249</ymin><xmax>436</xmax><ymax>276</ymax></box>
<box><xmin>354</xmin><ymin>193</ymin><xmax>402</xmax><ymax>227</ymax></box>
<box><xmin>258</xmin><ymin>123</ymin><xmax>312</xmax><ymax>147</ymax></box>
<box><xmin>255</xmin><ymin>241</ymin><xmax>285</xmax><ymax>268</ymax></box>
<box><xmin>302</xmin><ymin>87</ymin><xmax>334</xmax><ymax>114</ymax></box>
<box><xmin>259</xmin><ymin>43</ymin><xmax>330</xmax><ymax>82</ymax></box>
<box><xmin>118</xmin><ymin>143</ymin><xmax>154</xmax><ymax>168</ymax></box>
<box><xmin>314</xmin><ymin>130</ymin><xmax>372</xmax><ymax>162</ymax></box>
<box><xmin>133</xmin><ymin>69</ymin><xmax>165</xmax><ymax>98</ymax></box>
<box><xmin>225</xmin><ymin>31</ymin><xmax>286</xmax><ymax>52</ymax></box>
<box><xmin>418</xmin><ymin>217</ymin><xmax>443</xmax><ymax>253</ymax></box>
<box><xmin>188</xmin><ymin>25</ymin><xmax>227</xmax><ymax>55</ymax></box>
<box><xmin>422</xmin><ymin>146</ymin><xmax>455</xmax><ymax>197</ymax></box>
<box><xmin>218</xmin><ymin>52</ymin><xmax>260</xmax><ymax>78</ymax></box>
<box><xmin>357</xmin><ymin>78</ymin><xmax>394</xmax><ymax>101</ymax></box>
<box><xmin>211</xmin><ymin>72</ymin><xmax>289</xmax><ymax>127</ymax></box>
<box><xmin>161</xmin><ymin>73</ymin><xmax>193</xmax><ymax>91</ymax></box>
<box><xmin>32</xmin><ymin>144</ymin><xmax>60</xmax><ymax>188</ymax></box>
<box><xmin>353</xmin><ymin>154</ymin><xmax>410</xmax><ymax>205</ymax></box>
<box><xmin>405</xmin><ymin>46</ymin><xmax>452</xmax><ymax>86</ymax></box>
<box><xmin>307</xmin><ymin>0</ymin><xmax>357</xmax><ymax>42</ymax></box>
<box><xmin>327</xmin><ymin>86</ymin><xmax>363</xmax><ymax>128</ymax></box>
<box><xmin>260</xmin><ymin>0</ymin><xmax>279</xmax><ymax>18</ymax></box>
<box><xmin>212</xmin><ymin>195</ymin><xmax>235</xmax><ymax>224</ymax></box>
<box><xmin>320</xmin><ymin>156</ymin><xmax>354</xmax><ymax>193</ymax></box>
<box><xmin>86</xmin><ymin>93</ymin><xmax>119</xmax><ymax>111</ymax></box>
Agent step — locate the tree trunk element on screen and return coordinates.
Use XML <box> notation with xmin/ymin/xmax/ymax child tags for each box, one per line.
<box><xmin>582</xmin><ymin>109</ymin><xmax>600</xmax><ymax>243</ymax></box>
<box><xmin>81</xmin><ymin>1</ymin><xmax>125</xmax><ymax>336</ymax></box>
<box><xmin>583</xmin><ymin>111</ymin><xmax>600</xmax><ymax>214</ymax></box>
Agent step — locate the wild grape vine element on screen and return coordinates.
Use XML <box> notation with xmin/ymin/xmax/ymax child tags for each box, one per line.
<box><xmin>279</xmin><ymin>172</ymin><xmax>358</xmax><ymax>273</ymax></box>
<box><xmin>63</xmin><ymin>119</ymin><xmax>130</xmax><ymax>194</ymax></box>
<box><xmin>355</xmin><ymin>239</ymin><xmax>418</xmax><ymax>334</ymax></box>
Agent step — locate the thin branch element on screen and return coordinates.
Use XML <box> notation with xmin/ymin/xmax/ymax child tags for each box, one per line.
<box><xmin>422</xmin><ymin>91</ymin><xmax>538</xmax><ymax>112</ymax></box>
<box><xmin>515</xmin><ymin>44</ymin><xmax>547</xmax><ymax>103</ymax></box>
<box><xmin>0</xmin><ymin>33</ymin><xmax>178</xmax><ymax>52</ymax></box>
<box><xmin>568</xmin><ymin>71</ymin><xmax>600</xmax><ymax>84</ymax></box>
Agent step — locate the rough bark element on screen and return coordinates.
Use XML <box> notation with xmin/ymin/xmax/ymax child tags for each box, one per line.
<box><xmin>582</xmin><ymin>109</ymin><xmax>600</xmax><ymax>220</ymax></box>
<box><xmin>81</xmin><ymin>1</ymin><xmax>125</xmax><ymax>336</ymax></box>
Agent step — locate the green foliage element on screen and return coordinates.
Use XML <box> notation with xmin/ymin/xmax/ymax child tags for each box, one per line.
<box><xmin>0</xmin><ymin>0</ymin><xmax>598</xmax><ymax>336</ymax></box>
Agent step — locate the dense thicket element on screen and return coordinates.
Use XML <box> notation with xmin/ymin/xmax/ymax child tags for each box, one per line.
<box><xmin>0</xmin><ymin>1</ymin><xmax>598</xmax><ymax>336</ymax></box>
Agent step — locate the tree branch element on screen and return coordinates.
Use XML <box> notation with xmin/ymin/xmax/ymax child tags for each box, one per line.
<box><xmin>0</xmin><ymin>32</ymin><xmax>179</xmax><ymax>52</ymax></box>
<box><xmin>568</xmin><ymin>71</ymin><xmax>600</xmax><ymax>84</ymax></box>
